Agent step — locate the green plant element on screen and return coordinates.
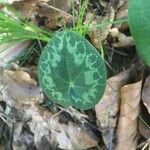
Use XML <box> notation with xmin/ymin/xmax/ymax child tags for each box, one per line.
<box><xmin>38</xmin><ymin>31</ymin><xmax>106</xmax><ymax>110</ymax></box>
<box><xmin>0</xmin><ymin>1</ymin><xmax>129</xmax><ymax>110</ymax></box>
<box><xmin>128</xmin><ymin>0</ymin><xmax>150</xmax><ymax>66</ymax></box>
<box><xmin>0</xmin><ymin>8</ymin><xmax>52</xmax><ymax>44</ymax></box>
<box><xmin>71</xmin><ymin>0</ymin><xmax>90</xmax><ymax>36</ymax></box>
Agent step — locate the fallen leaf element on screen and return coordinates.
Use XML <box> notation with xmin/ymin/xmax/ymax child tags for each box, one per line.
<box><xmin>109</xmin><ymin>28</ymin><xmax>134</xmax><ymax>47</ymax></box>
<box><xmin>115</xmin><ymin>0</ymin><xmax>127</xmax><ymax>20</ymax></box>
<box><xmin>36</xmin><ymin>0</ymin><xmax>72</xmax><ymax>29</ymax></box>
<box><xmin>12</xmin><ymin>105</ymin><xmax>99</xmax><ymax>150</ymax></box>
<box><xmin>142</xmin><ymin>75</ymin><xmax>150</xmax><ymax>114</ymax></box>
<box><xmin>12</xmin><ymin>0</ymin><xmax>72</xmax><ymax>29</ymax></box>
<box><xmin>0</xmin><ymin>69</ymin><xmax>43</xmax><ymax>106</ymax></box>
<box><xmin>139</xmin><ymin>119</ymin><xmax>150</xmax><ymax>140</ymax></box>
<box><xmin>95</xmin><ymin>69</ymin><xmax>132</xmax><ymax>148</ymax></box>
<box><xmin>11</xmin><ymin>0</ymin><xmax>38</xmax><ymax>20</ymax></box>
<box><xmin>114</xmin><ymin>0</ymin><xmax>128</xmax><ymax>31</ymax></box>
<box><xmin>0</xmin><ymin>41</ymin><xmax>31</xmax><ymax>68</ymax></box>
<box><xmin>117</xmin><ymin>0</ymin><xmax>128</xmax><ymax>8</ymax></box>
<box><xmin>49</xmin><ymin>116</ymin><xmax>99</xmax><ymax>150</ymax></box>
<box><xmin>0</xmin><ymin>69</ymin><xmax>99</xmax><ymax>149</ymax></box>
<box><xmin>110</xmin><ymin>0</ymin><xmax>119</xmax><ymax>9</ymax></box>
<box><xmin>99</xmin><ymin>0</ymin><xmax>108</xmax><ymax>7</ymax></box>
<box><xmin>0</xmin><ymin>145</ymin><xmax>5</xmax><ymax>150</ymax></box>
<box><xmin>86</xmin><ymin>5</ymin><xmax>115</xmax><ymax>48</ymax></box>
<box><xmin>115</xmin><ymin>80</ymin><xmax>142</xmax><ymax>150</ymax></box>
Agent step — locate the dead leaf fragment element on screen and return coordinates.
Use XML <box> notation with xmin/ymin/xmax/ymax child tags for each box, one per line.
<box><xmin>109</xmin><ymin>28</ymin><xmax>134</xmax><ymax>47</ymax></box>
<box><xmin>95</xmin><ymin>69</ymin><xmax>132</xmax><ymax>147</ymax></box>
<box><xmin>12</xmin><ymin>0</ymin><xmax>72</xmax><ymax>29</ymax></box>
<box><xmin>114</xmin><ymin>0</ymin><xmax>128</xmax><ymax>30</ymax></box>
<box><xmin>12</xmin><ymin>106</ymin><xmax>99</xmax><ymax>150</ymax></box>
<box><xmin>115</xmin><ymin>80</ymin><xmax>142</xmax><ymax>150</ymax></box>
<box><xmin>0</xmin><ymin>41</ymin><xmax>31</xmax><ymax>68</ymax></box>
<box><xmin>142</xmin><ymin>75</ymin><xmax>150</xmax><ymax>114</ymax></box>
<box><xmin>0</xmin><ymin>69</ymin><xmax>99</xmax><ymax>150</ymax></box>
<box><xmin>87</xmin><ymin>6</ymin><xmax>115</xmax><ymax>48</ymax></box>
<box><xmin>4</xmin><ymin>70</ymin><xmax>37</xmax><ymax>86</ymax></box>
<box><xmin>99</xmin><ymin>0</ymin><xmax>108</xmax><ymax>7</ymax></box>
<box><xmin>49</xmin><ymin>116</ymin><xmax>98</xmax><ymax>150</ymax></box>
<box><xmin>0</xmin><ymin>69</ymin><xmax>43</xmax><ymax>106</ymax></box>
<box><xmin>139</xmin><ymin>119</ymin><xmax>150</xmax><ymax>140</ymax></box>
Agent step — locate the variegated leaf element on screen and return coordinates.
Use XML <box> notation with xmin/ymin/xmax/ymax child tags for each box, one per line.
<box><xmin>38</xmin><ymin>31</ymin><xmax>106</xmax><ymax>110</ymax></box>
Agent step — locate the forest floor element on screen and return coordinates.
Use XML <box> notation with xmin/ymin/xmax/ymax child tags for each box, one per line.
<box><xmin>0</xmin><ymin>0</ymin><xmax>149</xmax><ymax>150</ymax></box>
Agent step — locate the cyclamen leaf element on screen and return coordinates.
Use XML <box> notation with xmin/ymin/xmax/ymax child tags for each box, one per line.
<box><xmin>128</xmin><ymin>0</ymin><xmax>150</xmax><ymax>66</ymax></box>
<box><xmin>38</xmin><ymin>31</ymin><xmax>106</xmax><ymax>110</ymax></box>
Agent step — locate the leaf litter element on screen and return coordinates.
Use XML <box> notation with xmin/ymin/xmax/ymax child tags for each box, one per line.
<box><xmin>0</xmin><ymin>0</ymin><xmax>150</xmax><ymax>149</ymax></box>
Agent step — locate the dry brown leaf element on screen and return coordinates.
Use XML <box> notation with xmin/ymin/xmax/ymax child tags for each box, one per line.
<box><xmin>49</xmin><ymin>116</ymin><xmax>99</xmax><ymax>150</ymax></box>
<box><xmin>114</xmin><ymin>0</ymin><xmax>128</xmax><ymax>31</ymax></box>
<box><xmin>0</xmin><ymin>69</ymin><xmax>98</xmax><ymax>150</ymax></box>
<box><xmin>0</xmin><ymin>41</ymin><xmax>31</xmax><ymax>68</ymax></box>
<box><xmin>12</xmin><ymin>104</ymin><xmax>99</xmax><ymax>150</ymax></box>
<box><xmin>109</xmin><ymin>28</ymin><xmax>134</xmax><ymax>47</ymax></box>
<box><xmin>115</xmin><ymin>0</ymin><xmax>127</xmax><ymax>20</ymax></box>
<box><xmin>4</xmin><ymin>70</ymin><xmax>37</xmax><ymax>85</ymax></box>
<box><xmin>117</xmin><ymin>0</ymin><xmax>128</xmax><ymax>7</ymax></box>
<box><xmin>139</xmin><ymin>119</ymin><xmax>150</xmax><ymax>140</ymax></box>
<box><xmin>142</xmin><ymin>75</ymin><xmax>150</xmax><ymax>114</ymax></box>
<box><xmin>95</xmin><ymin>69</ymin><xmax>132</xmax><ymax>147</ymax></box>
<box><xmin>12</xmin><ymin>0</ymin><xmax>72</xmax><ymax>29</ymax></box>
<box><xmin>0</xmin><ymin>69</ymin><xmax>43</xmax><ymax>106</ymax></box>
<box><xmin>36</xmin><ymin>0</ymin><xmax>72</xmax><ymax>29</ymax></box>
<box><xmin>12</xmin><ymin>0</ymin><xmax>38</xmax><ymax>20</ymax></box>
<box><xmin>87</xmin><ymin>6</ymin><xmax>115</xmax><ymax>48</ymax></box>
<box><xmin>115</xmin><ymin>80</ymin><xmax>142</xmax><ymax>150</ymax></box>
<box><xmin>23</xmin><ymin>65</ymin><xmax>38</xmax><ymax>80</ymax></box>
<box><xmin>99</xmin><ymin>0</ymin><xmax>108</xmax><ymax>7</ymax></box>
<box><xmin>0</xmin><ymin>145</ymin><xmax>5</xmax><ymax>150</ymax></box>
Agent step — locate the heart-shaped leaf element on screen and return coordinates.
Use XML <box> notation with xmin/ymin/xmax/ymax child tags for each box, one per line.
<box><xmin>38</xmin><ymin>31</ymin><xmax>106</xmax><ymax>110</ymax></box>
<box><xmin>128</xmin><ymin>0</ymin><xmax>150</xmax><ymax>66</ymax></box>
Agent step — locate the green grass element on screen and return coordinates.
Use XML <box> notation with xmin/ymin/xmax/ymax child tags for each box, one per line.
<box><xmin>0</xmin><ymin>0</ymin><xmax>129</xmax><ymax>70</ymax></box>
<box><xmin>0</xmin><ymin>0</ymin><xmax>128</xmax><ymax>43</ymax></box>
<box><xmin>70</xmin><ymin>0</ymin><xmax>128</xmax><ymax>36</ymax></box>
<box><xmin>0</xmin><ymin>0</ymin><xmax>128</xmax><ymax>70</ymax></box>
<box><xmin>0</xmin><ymin>12</ymin><xmax>51</xmax><ymax>43</ymax></box>
<box><xmin>0</xmin><ymin>3</ymin><xmax>52</xmax><ymax>44</ymax></box>
<box><xmin>0</xmin><ymin>2</ymin><xmax>52</xmax><ymax>66</ymax></box>
<box><xmin>72</xmin><ymin>0</ymin><xmax>89</xmax><ymax>36</ymax></box>
<box><xmin>0</xmin><ymin>0</ymin><xmax>90</xmax><ymax>43</ymax></box>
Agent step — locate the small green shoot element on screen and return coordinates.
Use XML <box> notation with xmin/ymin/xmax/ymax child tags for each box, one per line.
<box><xmin>71</xmin><ymin>0</ymin><xmax>90</xmax><ymax>36</ymax></box>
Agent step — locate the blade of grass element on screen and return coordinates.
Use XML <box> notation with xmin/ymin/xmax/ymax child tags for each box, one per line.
<box><xmin>73</xmin><ymin>0</ymin><xmax>89</xmax><ymax>36</ymax></box>
<box><xmin>0</xmin><ymin>3</ymin><xmax>53</xmax><ymax>43</ymax></box>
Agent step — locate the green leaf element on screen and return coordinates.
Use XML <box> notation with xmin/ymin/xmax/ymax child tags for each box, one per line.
<box><xmin>38</xmin><ymin>31</ymin><xmax>106</xmax><ymax>110</ymax></box>
<box><xmin>128</xmin><ymin>0</ymin><xmax>150</xmax><ymax>66</ymax></box>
